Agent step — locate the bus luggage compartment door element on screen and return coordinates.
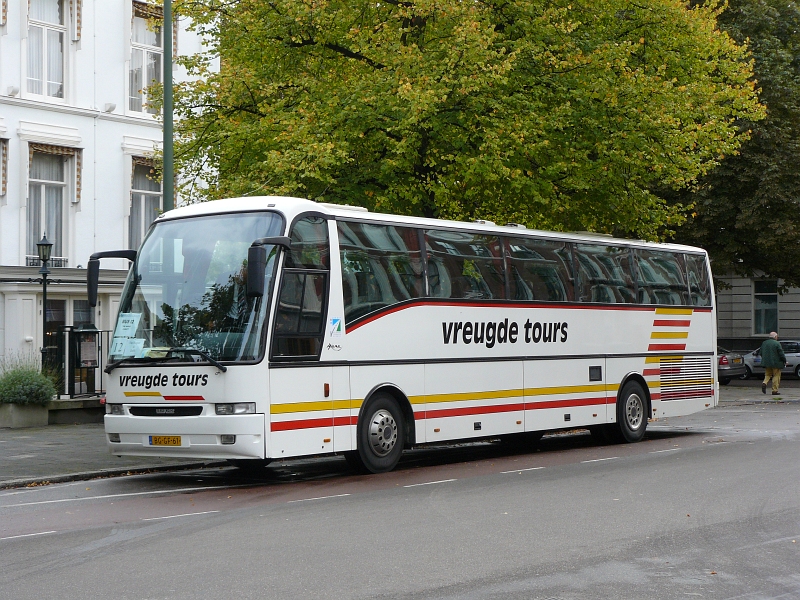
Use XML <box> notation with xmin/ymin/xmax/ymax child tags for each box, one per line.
<box><xmin>524</xmin><ymin>358</ymin><xmax>610</xmax><ymax>430</ymax></box>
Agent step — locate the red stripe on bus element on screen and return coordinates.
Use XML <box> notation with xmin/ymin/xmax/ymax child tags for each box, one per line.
<box><xmin>346</xmin><ymin>300</ymin><xmax>690</xmax><ymax>333</ymax></box>
<box><xmin>525</xmin><ymin>397</ymin><xmax>616</xmax><ymax>410</ymax></box>
<box><xmin>653</xmin><ymin>320</ymin><xmax>691</xmax><ymax>327</ymax></box>
<box><xmin>272</xmin><ymin>418</ymin><xmax>332</xmax><ymax>431</ymax></box>
<box><xmin>659</xmin><ymin>367</ymin><xmax>683</xmax><ymax>374</ymax></box>
<box><xmin>415</xmin><ymin>403</ymin><xmax>526</xmax><ymax>420</ymax></box>
<box><xmin>271</xmin><ymin>416</ymin><xmax>359</xmax><ymax>432</ymax></box>
<box><xmin>163</xmin><ymin>395</ymin><xmax>205</xmax><ymax>401</ymax></box>
<box><xmin>413</xmin><ymin>397</ymin><xmax>615</xmax><ymax>420</ymax></box>
<box><xmin>648</xmin><ymin>343</ymin><xmax>687</xmax><ymax>351</ymax></box>
<box><xmin>643</xmin><ymin>368</ymin><xmax>661</xmax><ymax>376</ymax></box>
<box><xmin>661</xmin><ymin>389</ymin><xmax>714</xmax><ymax>401</ymax></box>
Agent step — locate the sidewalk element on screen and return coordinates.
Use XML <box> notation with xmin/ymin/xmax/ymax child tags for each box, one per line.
<box><xmin>1</xmin><ymin>383</ymin><xmax>798</xmax><ymax>489</ymax></box>
<box><xmin>0</xmin><ymin>423</ymin><xmax>222</xmax><ymax>489</ymax></box>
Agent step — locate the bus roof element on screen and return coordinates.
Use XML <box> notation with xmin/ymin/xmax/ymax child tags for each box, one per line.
<box><xmin>156</xmin><ymin>195</ymin><xmax>707</xmax><ymax>255</ymax></box>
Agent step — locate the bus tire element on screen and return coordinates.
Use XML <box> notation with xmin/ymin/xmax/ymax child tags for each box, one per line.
<box><xmin>343</xmin><ymin>451</ymin><xmax>368</xmax><ymax>473</ymax></box>
<box><xmin>588</xmin><ymin>425</ymin><xmax>615</xmax><ymax>445</ymax></box>
<box><xmin>356</xmin><ymin>393</ymin><xmax>405</xmax><ymax>474</ymax></box>
<box><xmin>616</xmin><ymin>381</ymin><xmax>648</xmax><ymax>443</ymax></box>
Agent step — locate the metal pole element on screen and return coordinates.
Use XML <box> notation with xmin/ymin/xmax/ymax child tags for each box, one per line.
<box><xmin>163</xmin><ymin>0</ymin><xmax>174</xmax><ymax>212</ymax></box>
<box><xmin>40</xmin><ymin>262</ymin><xmax>49</xmax><ymax>368</ymax></box>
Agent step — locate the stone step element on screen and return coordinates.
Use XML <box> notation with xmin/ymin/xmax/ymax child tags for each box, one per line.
<box><xmin>1</xmin><ymin>396</ymin><xmax>105</xmax><ymax>428</ymax></box>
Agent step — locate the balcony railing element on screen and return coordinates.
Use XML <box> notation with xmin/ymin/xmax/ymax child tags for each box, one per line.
<box><xmin>26</xmin><ymin>255</ymin><xmax>69</xmax><ymax>268</ymax></box>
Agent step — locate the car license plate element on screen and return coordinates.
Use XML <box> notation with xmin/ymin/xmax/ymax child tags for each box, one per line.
<box><xmin>733</xmin><ymin>357</ymin><xmax>742</xmax><ymax>364</ymax></box>
<box><xmin>150</xmin><ymin>435</ymin><xmax>181</xmax><ymax>446</ymax></box>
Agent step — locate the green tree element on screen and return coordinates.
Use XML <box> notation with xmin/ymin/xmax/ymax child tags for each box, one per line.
<box><xmin>174</xmin><ymin>0</ymin><xmax>763</xmax><ymax>239</ymax></box>
<box><xmin>671</xmin><ymin>0</ymin><xmax>800</xmax><ymax>285</ymax></box>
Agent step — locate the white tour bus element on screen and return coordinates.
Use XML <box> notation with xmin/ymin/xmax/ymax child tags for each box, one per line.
<box><xmin>87</xmin><ymin>196</ymin><xmax>717</xmax><ymax>473</ymax></box>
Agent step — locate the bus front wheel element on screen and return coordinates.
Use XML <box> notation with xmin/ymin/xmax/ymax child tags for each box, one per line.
<box><xmin>616</xmin><ymin>381</ymin><xmax>648</xmax><ymax>443</ymax></box>
<box><xmin>354</xmin><ymin>393</ymin><xmax>406</xmax><ymax>474</ymax></box>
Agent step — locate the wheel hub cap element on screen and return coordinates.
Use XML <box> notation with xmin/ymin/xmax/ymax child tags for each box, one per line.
<box><xmin>625</xmin><ymin>394</ymin><xmax>643</xmax><ymax>429</ymax></box>
<box><xmin>368</xmin><ymin>409</ymin><xmax>398</xmax><ymax>457</ymax></box>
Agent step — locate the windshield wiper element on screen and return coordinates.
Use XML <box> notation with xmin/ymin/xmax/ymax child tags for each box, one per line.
<box><xmin>105</xmin><ymin>348</ymin><xmax>228</xmax><ymax>373</ymax></box>
<box><xmin>104</xmin><ymin>356</ymin><xmax>177</xmax><ymax>374</ymax></box>
<box><xmin>165</xmin><ymin>347</ymin><xmax>228</xmax><ymax>372</ymax></box>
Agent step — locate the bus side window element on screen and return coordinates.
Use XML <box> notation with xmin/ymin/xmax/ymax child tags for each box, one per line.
<box><xmin>505</xmin><ymin>237</ymin><xmax>573</xmax><ymax>302</ymax></box>
<box><xmin>338</xmin><ymin>221</ymin><xmax>424</xmax><ymax>324</ymax></box>
<box><xmin>424</xmin><ymin>230</ymin><xmax>505</xmax><ymax>300</ymax></box>
<box><xmin>574</xmin><ymin>244</ymin><xmax>635</xmax><ymax>303</ymax></box>
<box><xmin>685</xmin><ymin>253</ymin><xmax>712</xmax><ymax>307</ymax></box>
<box><xmin>271</xmin><ymin>216</ymin><xmax>330</xmax><ymax>359</ymax></box>
<box><xmin>635</xmin><ymin>250</ymin><xmax>689</xmax><ymax>305</ymax></box>
<box><xmin>284</xmin><ymin>216</ymin><xmax>330</xmax><ymax>269</ymax></box>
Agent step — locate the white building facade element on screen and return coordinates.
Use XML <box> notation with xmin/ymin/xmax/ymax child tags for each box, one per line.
<box><xmin>0</xmin><ymin>0</ymin><xmax>204</xmax><ymax>362</ymax></box>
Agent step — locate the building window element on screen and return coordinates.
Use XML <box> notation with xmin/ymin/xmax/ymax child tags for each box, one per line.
<box><xmin>129</xmin><ymin>159</ymin><xmax>162</xmax><ymax>249</ymax></box>
<box><xmin>129</xmin><ymin>2</ymin><xmax>163</xmax><ymax>114</ymax></box>
<box><xmin>754</xmin><ymin>280</ymin><xmax>778</xmax><ymax>335</ymax></box>
<box><xmin>27</xmin><ymin>150</ymin><xmax>67</xmax><ymax>265</ymax></box>
<box><xmin>27</xmin><ymin>0</ymin><xmax>66</xmax><ymax>99</ymax></box>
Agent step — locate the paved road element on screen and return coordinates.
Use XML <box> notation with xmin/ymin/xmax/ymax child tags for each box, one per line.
<box><xmin>1</xmin><ymin>402</ymin><xmax>798</xmax><ymax>599</ymax></box>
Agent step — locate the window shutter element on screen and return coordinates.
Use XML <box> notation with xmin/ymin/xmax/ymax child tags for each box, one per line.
<box><xmin>131</xmin><ymin>155</ymin><xmax>156</xmax><ymax>186</ymax></box>
<box><xmin>0</xmin><ymin>139</ymin><xmax>8</xmax><ymax>197</ymax></box>
<box><xmin>69</xmin><ymin>0</ymin><xmax>82</xmax><ymax>41</ymax></box>
<box><xmin>132</xmin><ymin>1</ymin><xmax>162</xmax><ymax>21</ymax></box>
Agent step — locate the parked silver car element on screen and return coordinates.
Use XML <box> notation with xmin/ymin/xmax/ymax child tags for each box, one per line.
<box><xmin>741</xmin><ymin>340</ymin><xmax>800</xmax><ymax>379</ymax></box>
<box><xmin>717</xmin><ymin>346</ymin><xmax>747</xmax><ymax>384</ymax></box>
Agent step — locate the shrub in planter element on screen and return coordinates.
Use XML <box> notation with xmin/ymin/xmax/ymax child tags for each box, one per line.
<box><xmin>0</xmin><ymin>367</ymin><xmax>56</xmax><ymax>406</ymax></box>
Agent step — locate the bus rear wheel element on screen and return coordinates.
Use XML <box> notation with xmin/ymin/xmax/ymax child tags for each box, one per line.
<box><xmin>616</xmin><ymin>381</ymin><xmax>648</xmax><ymax>443</ymax></box>
<box><xmin>353</xmin><ymin>393</ymin><xmax>406</xmax><ymax>474</ymax></box>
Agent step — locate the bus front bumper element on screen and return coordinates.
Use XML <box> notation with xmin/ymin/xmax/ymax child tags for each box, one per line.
<box><xmin>104</xmin><ymin>413</ymin><xmax>265</xmax><ymax>460</ymax></box>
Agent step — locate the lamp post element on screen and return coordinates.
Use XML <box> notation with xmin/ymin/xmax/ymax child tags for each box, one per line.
<box><xmin>163</xmin><ymin>0</ymin><xmax>174</xmax><ymax>212</ymax></box>
<box><xmin>36</xmin><ymin>233</ymin><xmax>53</xmax><ymax>368</ymax></box>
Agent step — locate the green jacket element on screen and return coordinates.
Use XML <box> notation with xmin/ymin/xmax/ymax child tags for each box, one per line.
<box><xmin>760</xmin><ymin>338</ymin><xmax>786</xmax><ymax>368</ymax></box>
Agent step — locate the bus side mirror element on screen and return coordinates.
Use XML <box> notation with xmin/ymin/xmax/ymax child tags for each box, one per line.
<box><xmin>86</xmin><ymin>250</ymin><xmax>137</xmax><ymax>307</ymax></box>
<box><xmin>87</xmin><ymin>258</ymin><xmax>100</xmax><ymax>307</ymax></box>
<box><xmin>247</xmin><ymin>236</ymin><xmax>291</xmax><ymax>299</ymax></box>
<box><xmin>247</xmin><ymin>245</ymin><xmax>266</xmax><ymax>298</ymax></box>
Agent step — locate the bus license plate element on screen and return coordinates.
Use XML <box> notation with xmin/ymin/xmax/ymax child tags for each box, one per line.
<box><xmin>150</xmin><ymin>435</ymin><xmax>181</xmax><ymax>446</ymax></box>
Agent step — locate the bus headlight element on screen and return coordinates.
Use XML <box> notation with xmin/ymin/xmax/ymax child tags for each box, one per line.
<box><xmin>215</xmin><ymin>403</ymin><xmax>256</xmax><ymax>415</ymax></box>
<box><xmin>107</xmin><ymin>404</ymin><xmax>124</xmax><ymax>415</ymax></box>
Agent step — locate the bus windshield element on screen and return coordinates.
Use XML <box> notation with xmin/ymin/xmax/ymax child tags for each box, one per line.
<box><xmin>110</xmin><ymin>211</ymin><xmax>284</xmax><ymax>364</ymax></box>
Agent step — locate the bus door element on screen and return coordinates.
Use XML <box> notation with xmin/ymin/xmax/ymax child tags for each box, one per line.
<box><xmin>268</xmin><ymin>215</ymin><xmax>342</xmax><ymax>457</ymax></box>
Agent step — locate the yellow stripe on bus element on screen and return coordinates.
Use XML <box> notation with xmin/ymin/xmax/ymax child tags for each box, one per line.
<box><xmin>650</xmin><ymin>331</ymin><xmax>689</xmax><ymax>339</ymax></box>
<box><xmin>654</xmin><ymin>308</ymin><xmax>693</xmax><ymax>315</ymax></box>
<box><xmin>271</xmin><ymin>383</ymin><xmax>622</xmax><ymax>415</ymax></box>
<box><xmin>271</xmin><ymin>399</ymin><xmax>358</xmax><ymax>414</ymax></box>
<box><xmin>123</xmin><ymin>391</ymin><xmax>162</xmax><ymax>397</ymax></box>
<box><xmin>525</xmin><ymin>383</ymin><xmax>613</xmax><ymax>396</ymax></box>
<box><xmin>408</xmin><ymin>389</ymin><xmax>525</xmax><ymax>405</ymax></box>
<box><xmin>660</xmin><ymin>378</ymin><xmax>714</xmax><ymax>387</ymax></box>
<box><xmin>645</xmin><ymin>356</ymin><xmax>685</xmax><ymax>363</ymax></box>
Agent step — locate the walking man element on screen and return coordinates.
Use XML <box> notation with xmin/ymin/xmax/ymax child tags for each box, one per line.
<box><xmin>760</xmin><ymin>331</ymin><xmax>786</xmax><ymax>396</ymax></box>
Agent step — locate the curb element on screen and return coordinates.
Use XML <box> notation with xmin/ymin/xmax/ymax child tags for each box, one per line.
<box><xmin>718</xmin><ymin>397</ymin><xmax>800</xmax><ymax>405</ymax></box>
<box><xmin>0</xmin><ymin>461</ymin><xmax>228</xmax><ymax>490</ymax></box>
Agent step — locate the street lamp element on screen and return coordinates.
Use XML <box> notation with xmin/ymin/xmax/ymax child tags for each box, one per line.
<box><xmin>37</xmin><ymin>233</ymin><xmax>53</xmax><ymax>366</ymax></box>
